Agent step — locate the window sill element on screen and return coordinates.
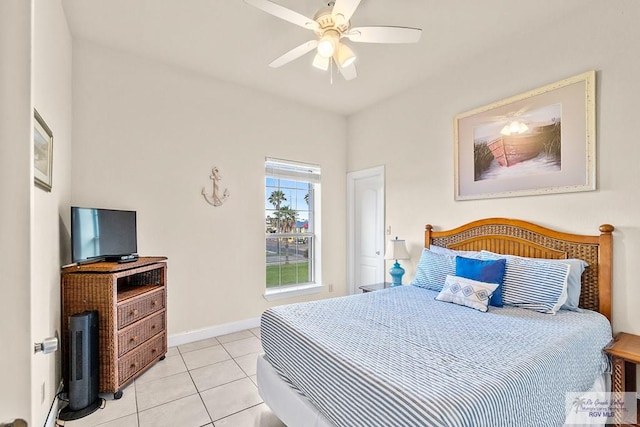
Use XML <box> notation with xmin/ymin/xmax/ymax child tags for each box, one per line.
<box><xmin>263</xmin><ymin>283</ymin><xmax>323</xmax><ymax>301</ymax></box>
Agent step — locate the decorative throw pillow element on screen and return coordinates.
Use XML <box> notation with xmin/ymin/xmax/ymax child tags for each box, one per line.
<box><xmin>455</xmin><ymin>256</ymin><xmax>506</xmax><ymax>307</ymax></box>
<box><xmin>479</xmin><ymin>252</ymin><xmax>570</xmax><ymax>314</ymax></box>
<box><xmin>480</xmin><ymin>251</ymin><xmax>587</xmax><ymax>311</ymax></box>
<box><xmin>436</xmin><ymin>275</ymin><xmax>499</xmax><ymax>312</ymax></box>
<box><xmin>411</xmin><ymin>249</ymin><xmax>456</xmax><ymax>292</ymax></box>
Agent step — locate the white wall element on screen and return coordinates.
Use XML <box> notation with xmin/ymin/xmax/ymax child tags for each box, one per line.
<box><xmin>32</xmin><ymin>0</ymin><xmax>73</xmax><ymax>424</ymax></box>
<box><xmin>0</xmin><ymin>0</ymin><xmax>33</xmax><ymax>424</ymax></box>
<box><xmin>71</xmin><ymin>40</ymin><xmax>347</xmax><ymax>335</ymax></box>
<box><xmin>348</xmin><ymin>3</ymin><xmax>640</xmax><ymax>331</ymax></box>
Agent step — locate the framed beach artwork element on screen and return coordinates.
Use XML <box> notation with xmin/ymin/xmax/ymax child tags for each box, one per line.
<box><xmin>34</xmin><ymin>109</ymin><xmax>53</xmax><ymax>191</ymax></box>
<box><xmin>454</xmin><ymin>70</ymin><xmax>596</xmax><ymax>200</ymax></box>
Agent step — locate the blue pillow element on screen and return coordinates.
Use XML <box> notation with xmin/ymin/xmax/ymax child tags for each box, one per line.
<box><xmin>455</xmin><ymin>256</ymin><xmax>506</xmax><ymax>307</ymax></box>
<box><xmin>560</xmin><ymin>259</ymin><xmax>588</xmax><ymax>310</ymax></box>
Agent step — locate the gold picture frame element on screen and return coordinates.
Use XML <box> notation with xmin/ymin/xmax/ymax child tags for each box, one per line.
<box><xmin>34</xmin><ymin>109</ymin><xmax>53</xmax><ymax>191</ymax></box>
<box><xmin>454</xmin><ymin>70</ymin><xmax>596</xmax><ymax>200</ymax></box>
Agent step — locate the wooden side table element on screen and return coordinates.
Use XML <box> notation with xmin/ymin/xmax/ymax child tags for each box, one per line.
<box><xmin>359</xmin><ymin>282</ymin><xmax>394</xmax><ymax>293</ymax></box>
<box><xmin>605</xmin><ymin>332</ymin><xmax>640</xmax><ymax>427</ymax></box>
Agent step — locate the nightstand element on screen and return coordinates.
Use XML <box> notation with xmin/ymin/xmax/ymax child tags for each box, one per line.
<box><xmin>605</xmin><ymin>332</ymin><xmax>640</xmax><ymax>427</ymax></box>
<box><xmin>359</xmin><ymin>282</ymin><xmax>394</xmax><ymax>293</ymax></box>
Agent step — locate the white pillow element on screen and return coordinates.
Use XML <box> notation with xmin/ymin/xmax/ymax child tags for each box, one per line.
<box><xmin>436</xmin><ymin>275</ymin><xmax>499</xmax><ymax>312</ymax></box>
<box><xmin>429</xmin><ymin>245</ymin><xmax>483</xmax><ymax>258</ymax></box>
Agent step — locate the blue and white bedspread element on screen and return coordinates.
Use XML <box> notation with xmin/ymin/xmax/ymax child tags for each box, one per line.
<box><xmin>261</xmin><ymin>286</ymin><xmax>612</xmax><ymax>427</ymax></box>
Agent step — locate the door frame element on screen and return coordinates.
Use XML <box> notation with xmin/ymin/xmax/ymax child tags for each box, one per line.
<box><xmin>347</xmin><ymin>165</ymin><xmax>385</xmax><ymax>295</ymax></box>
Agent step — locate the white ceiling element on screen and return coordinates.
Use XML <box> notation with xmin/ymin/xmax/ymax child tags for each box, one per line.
<box><xmin>61</xmin><ymin>0</ymin><xmax>587</xmax><ymax>115</ymax></box>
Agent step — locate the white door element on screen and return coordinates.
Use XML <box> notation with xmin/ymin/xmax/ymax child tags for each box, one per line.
<box><xmin>347</xmin><ymin>166</ymin><xmax>385</xmax><ymax>294</ymax></box>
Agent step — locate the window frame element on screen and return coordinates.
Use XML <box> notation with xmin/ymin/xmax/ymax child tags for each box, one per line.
<box><xmin>264</xmin><ymin>158</ymin><xmax>322</xmax><ymax>300</ymax></box>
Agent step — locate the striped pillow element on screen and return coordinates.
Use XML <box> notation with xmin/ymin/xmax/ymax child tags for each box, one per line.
<box><xmin>411</xmin><ymin>249</ymin><xmax>455</xmax><ymax>291</ymax></box>
<box><xmin>499</xmin><ymin>256</ymin><xmax>570</xmax><ymax>314</ymax></box>
<box><xmin>480</xmin><ymin>250</ymin><xmax>587</xmax><ymax>311</ymax></box>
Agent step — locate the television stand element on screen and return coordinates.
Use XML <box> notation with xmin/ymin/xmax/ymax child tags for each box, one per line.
<box><xmin>61</xmin><ymin>257</ymin><xmax>167</xmax><ymax>396</ymax></box>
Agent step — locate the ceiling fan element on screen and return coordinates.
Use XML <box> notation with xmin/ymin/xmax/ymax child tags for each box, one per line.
<box><xmin>244</xmin><ymin>0</ymin><xmax>422</xmax><ymax>80</ymax></box>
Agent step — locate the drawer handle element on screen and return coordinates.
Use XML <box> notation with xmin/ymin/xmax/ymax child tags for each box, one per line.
<box><xmin>130</xmin><ymin>309</ymin><xmax>138</xmax><ymax>316</ymax></box>
<box><xmin>151</xmin><ymin>324</ymin><xmax>156</xmax><ymax>330</ymax></box>
<box><xmin>130</xmin><ymin>363</ymin><xmax>137</xmax><ymax>369</ymax></box>
<box><xmin>130</xmin><ymin>336</ymin><xmax>138</xmax><ymax>343</ymax></box>
<box><xmin>151</xmin><ymin>348</ymin><xmax>157</xmax><ymax>353</ymax></box>
<box><xmin>151</xmin><ymin>300</ymin><xmax>158</xmax><ymax>306</ymax></box>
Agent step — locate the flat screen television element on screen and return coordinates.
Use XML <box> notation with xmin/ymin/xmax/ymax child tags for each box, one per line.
<box><xmin>71</xmin><ymin>206</ymin><xmax>138</xmax><ymax>264</ymax></box>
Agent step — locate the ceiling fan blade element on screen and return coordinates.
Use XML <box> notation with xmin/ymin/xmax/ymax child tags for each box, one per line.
<box><xmin>269</xmin><ymin>40</ymin><xmax>318</xmax><ymax>68</ymax></box>
<box><xmin>244</xmin><ymin>0</ymin><xmax>318</xmax><ymax>30</ymax></box>
<box><xmin>344</xmin><ymin>26</ymin><xmax>422</xmax><ymax>44</ymax></box>
<box><xmin>331</xmin><ymin>0</ymin><xmax>362</xmax><ymax>25</ymax></box>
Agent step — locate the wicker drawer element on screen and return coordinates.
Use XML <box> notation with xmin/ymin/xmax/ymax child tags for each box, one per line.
<box><xmin>118</xmin><ymin>332</ymin><xmax>166</xmax><ymax>385</ymax></box>
<box><xmin>117</xmin><ymin>288</ymin><xmax>165</xmax><ymax>329</ymax></box>
<box><xmin>117</xmin><ymin>310</ymin><xmax>165</xmax><ymax>357</ymax></box>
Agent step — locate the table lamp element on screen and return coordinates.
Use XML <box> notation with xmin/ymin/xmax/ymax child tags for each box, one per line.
<box><xmin>384</xmin><ymin>237</ymin><xmax>410</xmax><ymax>286</ymax></box>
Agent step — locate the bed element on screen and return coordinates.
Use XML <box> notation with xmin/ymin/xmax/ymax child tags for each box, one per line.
<box><xmin>257</xmin><ymin>218</ymin><xmax>615</xmax><ymax>427</ymax></box>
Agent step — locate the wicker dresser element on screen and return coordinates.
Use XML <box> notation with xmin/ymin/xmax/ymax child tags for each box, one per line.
<box><xmin>61</xmin><ymin>257</ymin><xmax>167</xmax><ymax>398</ymax></box>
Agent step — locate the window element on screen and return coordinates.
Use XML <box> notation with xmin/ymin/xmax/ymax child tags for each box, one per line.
<box><xmin>265</xmin><ymin>158</ymin><xmax>320</xmax><ymax>291</ymax></box>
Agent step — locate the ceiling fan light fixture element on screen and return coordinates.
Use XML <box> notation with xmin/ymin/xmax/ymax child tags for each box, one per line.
<box><xmin>317</xmin><ymin>29</ymin><xmax>339</xmax><ymax>58</ymax></box>
<box><xmin>336</xmin><ymin>43</ymin><xmax>356</xmax><ymax>68</ymax></box>
<box><xmin>244</xmin><ymin>0</ymin><xmax>424</xmax><ymax>82</ymax></box>
<box><xmin>312</xmin><ymin>53</ymin><xmax>330</xmax><ymax>70</ymax></box>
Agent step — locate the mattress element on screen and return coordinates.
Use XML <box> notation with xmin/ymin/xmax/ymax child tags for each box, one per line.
<box><xmin>261</xmin><ymin>286</ymin><xmax>612</xmax><ymax>427</ymax></box>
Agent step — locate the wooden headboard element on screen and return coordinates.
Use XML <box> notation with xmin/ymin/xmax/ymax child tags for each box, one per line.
<box><xmin>425</xmin><ymin>218</ymin><xmax>614</xmax><ymax>321</ymax></box>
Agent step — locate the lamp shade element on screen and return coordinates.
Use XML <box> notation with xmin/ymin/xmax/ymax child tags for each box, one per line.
<box><xmin>336</xmin><ymin>43</ymin><xmax>356</xmax><ymax>68</ymax></box>
<box><xmin>312</xmin><ymin>53</ymin><xmax>330</xmax><ymax>70</ymax></box>
<box><xmin>384</xmin><ymin>238</ymin><xmax>410</xmax><ymax>260</ymax></box>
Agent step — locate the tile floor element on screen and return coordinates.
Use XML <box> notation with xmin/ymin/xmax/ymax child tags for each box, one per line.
<box><xmin>57</xmin><ymin>328</ymin><xmax>285</xmax><ymax>427</ymax></box>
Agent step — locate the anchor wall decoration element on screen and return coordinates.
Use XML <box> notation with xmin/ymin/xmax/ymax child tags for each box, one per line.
<box><xmin>201</xmin><ymin>166</ymin><xmax>230</xmax><ymax>207</ymax></box>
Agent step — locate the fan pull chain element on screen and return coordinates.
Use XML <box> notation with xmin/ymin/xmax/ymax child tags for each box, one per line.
<box><xmin>330</xmin><ymin>58</ymin><xmax>333</xmax><ymax>85</ymax></box>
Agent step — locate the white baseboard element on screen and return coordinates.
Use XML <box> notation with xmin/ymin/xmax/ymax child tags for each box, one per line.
<box><xmin>168</xmin><ymin>317</ymin><xmax>261</xmax><ymax>348</ymax></box>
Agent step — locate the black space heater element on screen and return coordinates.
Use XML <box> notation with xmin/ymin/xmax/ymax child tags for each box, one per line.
<box><xmin>58</xmin><ymin>310</ymin><xmax>104</xmax><ymax>421</ymax></box>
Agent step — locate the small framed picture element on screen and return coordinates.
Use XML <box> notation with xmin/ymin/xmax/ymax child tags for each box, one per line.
<box><xmin>34</xmin><ymin>109</ymin><xmax>53</xmax><ymax>191</ymax></box>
